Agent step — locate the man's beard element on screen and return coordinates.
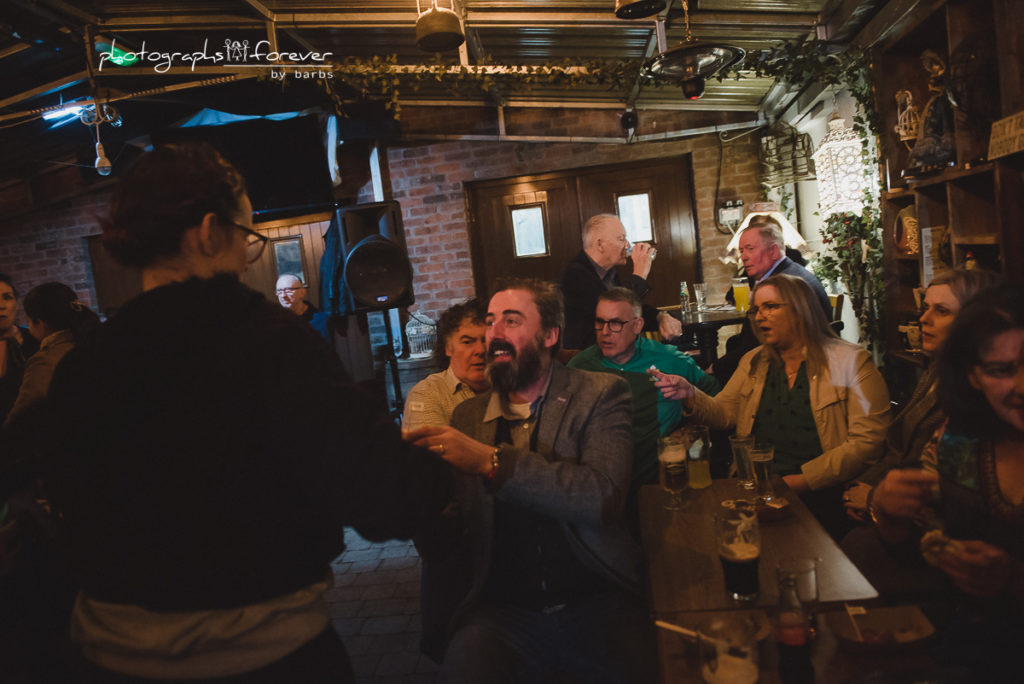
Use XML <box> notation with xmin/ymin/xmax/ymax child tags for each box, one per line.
<box><xmin>486</xmin><ymin>335</ymin><xmax>546</xmax><ymax>396</ymax></box>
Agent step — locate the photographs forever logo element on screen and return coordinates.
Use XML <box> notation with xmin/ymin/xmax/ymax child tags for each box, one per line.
<box><xmin>97</xmin><ymin>38</ymin><xmax>334</xmax><ymax>78</ymax></box>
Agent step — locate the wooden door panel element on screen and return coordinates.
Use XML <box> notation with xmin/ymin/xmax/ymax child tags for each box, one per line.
<box><xmin>576</xmin><ymin>157</ymin><xmax>699</xmax><ymax>308</ymax></box>
<box><xmin>468</xmin><ymin>176</ymin><xmax>580</xmax><ymax>296</ymax></box>
<box><xmin>466</xmin><ymin>156</ymin><xmax>699</xmax><ymax>310</ymax></box>
<box><xmin>241</xmin><ymin>215</ymin><xmax>329</xmax><ymax>306</ymax></box>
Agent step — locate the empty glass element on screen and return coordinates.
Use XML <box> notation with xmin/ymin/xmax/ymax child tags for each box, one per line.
<box><xmin>749</xmin><ymin>442</ymin><xmax>775</xmax><ymax>504</ymax></box>
<box><xmin>699</xmin><ymin>614</ymin><xmax>759</xmax><ymax>684</ymax></box>
<box><xmin>693</xmin><ymin>282</ymin><xmax>708</xmax><ymax>312</ymax></box>
<box><xmin>729</xmin><ymin>434</ymin><xmax>756</xmax><ymax>490</ymax></box>
<box><xmin>777</xmin><ymin>557</ymin><xmax>820</xmax><ymax>614</ymax></box>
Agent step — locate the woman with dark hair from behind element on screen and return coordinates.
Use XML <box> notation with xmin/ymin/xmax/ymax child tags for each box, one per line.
<box><xmin>0</xmin><ymin>273</ymin><xmax>41</xmax><ymax>424</ymax></box>
<box><xmin>862</xmin><ymin>285</ymin><xmax>1024</xmax><ymax>678</ymax></box>
<box><xmin>4</xmin><ymin>283</ymin><xmax>99</xmax><ymax>425</ymax></box>
<box><xmin>43</xmin><ymin>142</ymin><xmax>453</xmax><ymax>683</ymax></box>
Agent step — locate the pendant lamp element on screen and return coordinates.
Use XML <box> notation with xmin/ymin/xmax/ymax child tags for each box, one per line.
<box><xmin>615</xmin><ymin>0</ymin><xmax>666</xmax><ymax>20</ymax></box>
<box><xmin>812</xmin><ymin>114</ymin><xmax>865</xmax><ymax>217</ymax></box>
<box><xmin>416</xmin><ymin>0</ymin><xmax>465</xmax><ymax>52</ymax></box>
<box><xmin>642</xmin><ymin>0</ymin><xmax>743</xmax><ymax>99</ymax></box>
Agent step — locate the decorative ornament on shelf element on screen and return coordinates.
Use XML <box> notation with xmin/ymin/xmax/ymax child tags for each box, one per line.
<box><xmin>893</xmin><ymin>90</ymin><xmax>921</xmax><ymax>148</ymax></box>
<box><xmin>905</xmin><ymin>50</ymin><xmax>956</xmax><ymax>177</ymax></box>
<box><xmin>894</xmin><ymin>205</ymin><xmax>920</xmax><ymax>255</ymax></box>
<box><xmin>812</xmin><ymin>114</ymin><xmax>865</xmax><ymax>218</ymax></box>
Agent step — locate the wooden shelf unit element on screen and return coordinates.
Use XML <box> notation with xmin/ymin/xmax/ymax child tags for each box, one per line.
<box><xmin>873</xmin><ymin>0</ymin><xmax>1024</xmax><ymax>363</ymax></box>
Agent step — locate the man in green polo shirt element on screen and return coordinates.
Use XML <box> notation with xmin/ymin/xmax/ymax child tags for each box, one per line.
<box><xmin>568</xmin><ymin>287</ymin><xmax>720</xmax><ymax>519</ymax></box>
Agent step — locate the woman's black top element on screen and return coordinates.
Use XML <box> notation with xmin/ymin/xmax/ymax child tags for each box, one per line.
<box><xmin>46</xmin><ymin>275</ymin><xmax>452</xmax><ymax>611</ymax></box>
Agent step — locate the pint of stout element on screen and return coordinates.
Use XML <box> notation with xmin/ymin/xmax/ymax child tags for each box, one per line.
<box><xmin>716</xmin><ymin>504</ymin><xmax>760</xmax><ymax>601</ymax></box>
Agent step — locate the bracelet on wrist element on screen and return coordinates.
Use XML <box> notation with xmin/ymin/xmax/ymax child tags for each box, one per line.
<box><xmin>485</xmin><ymin>447</ymin><xmax>501</xmax><ymax>480</ymax></box>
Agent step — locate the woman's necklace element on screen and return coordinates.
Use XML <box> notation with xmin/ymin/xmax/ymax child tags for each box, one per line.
<box><xmin>979</xmin><ymin>439</ymin><xmax>1024</xmax><ymax>523</ymax></box>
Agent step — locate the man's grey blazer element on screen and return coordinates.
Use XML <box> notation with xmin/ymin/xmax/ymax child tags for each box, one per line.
<box><xmin>447</xmin><ymin>361</ymin><xmax>642</xmax><ymax>619</ymax></box>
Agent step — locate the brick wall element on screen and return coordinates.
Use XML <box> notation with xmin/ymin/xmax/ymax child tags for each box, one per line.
<box><xmin>384</xmin><ymin>132</ymin><xmax>761</xmax><ymax>321</ymax></box>
<box><xmin>0</xmin><ymin>133</ymin><xmax>762</xmax><ymax>334</ymax></box>
<box><xmin>0</xmin><ymin>192</ymin><xmax>107</xmax><ymax>325</ymax></box>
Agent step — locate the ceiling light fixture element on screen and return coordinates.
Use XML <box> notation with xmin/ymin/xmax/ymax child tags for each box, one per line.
<box><xmin>79</xmin><ymin>103</ymin><xmax>121</xmax><ymax>177</ymax></box>
<box><xmin>642</xmin><ymin>0</ymin><xmax>744</xmax><ymax>99</ymax></box>
<box><xmin>415</xmin><ymin>0</ymin><xmax>465</xmax><ymax>52</ymax></box>
<box><xmin>614</xmin><ymin>0</ymin><xmax>666</xmax><ymax>20</ymax></box>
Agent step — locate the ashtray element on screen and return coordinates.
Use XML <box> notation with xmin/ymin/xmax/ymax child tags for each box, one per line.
<box><xmin>755</xmin><ymin>496</ymin><xmax>790</xmax><ymax>521</ymax></box>
<box><xmin>826</xmin><ymin>605</ymin><xmax>934</xmax><ymax>653</ymax></box>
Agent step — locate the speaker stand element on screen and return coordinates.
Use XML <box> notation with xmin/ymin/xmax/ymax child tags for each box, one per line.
<box><xmin>381</xmin><ymin>310</ymin><xmax>404</xmax><ymax>421</ymax></box>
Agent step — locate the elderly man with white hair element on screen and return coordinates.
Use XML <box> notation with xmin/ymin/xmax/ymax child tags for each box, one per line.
<box><xmin>275</xmin><ymin>274</ymin><xmax>318</xmax><ymax>323</ymax></box>
<box><xmin>559</xmin><ymin>214</ymin><xmax>681</xmax><ymax>350</ymax></box>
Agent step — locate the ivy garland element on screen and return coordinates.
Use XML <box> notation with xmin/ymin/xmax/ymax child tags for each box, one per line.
<box><xmin>727</xmin><ymin>40</ymin><xmax>885</xmax><ymax>349</ymax></box>
<box><xmin>309</xmin><ymin>42</ymin><xmax>887</xmax><ymax>347</ymax></box>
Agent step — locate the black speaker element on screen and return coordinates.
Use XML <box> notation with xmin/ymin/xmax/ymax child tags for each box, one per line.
<box><xmin>320</xmin><ymin>201</ymin><xmax>414</xmax><ymax>316</ymax></box>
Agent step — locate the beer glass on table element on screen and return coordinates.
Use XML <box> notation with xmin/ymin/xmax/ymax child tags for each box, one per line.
<box><xmin>684</xmin><ymin>425</ymin><xmax>712</xmax><ymax>490</ymax></box>
<box><xmin>728</xmin><ymin>434</ymin><xmax>756</xmax><ymax>490</ymax></box>
<box><xmin>658</xmin><ymin>433</ymin><xmax>688</xmax><ymax>511</ymax></box>
<box><xmin>716</xmin><ymin>502</ymin><xmax>761</xmax><ymax>602</ymax></box>
<box><xmin>732</xmin><ymin>278</ymin><xmax>750</xmax><ymax>313</ymax></box>
<box><xmin>749</xmin><ymin>442</ymin><xmax>775</xmax><ymax>504</ymax></box>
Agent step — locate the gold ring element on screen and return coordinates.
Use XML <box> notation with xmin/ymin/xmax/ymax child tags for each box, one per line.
<box><xmin>438</xmin><ymin>443</ymin><xmax>445</xmax><ymax>455</ymax></box>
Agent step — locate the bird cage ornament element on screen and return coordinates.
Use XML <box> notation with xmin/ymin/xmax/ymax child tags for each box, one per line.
<box><xmin>812</xmin><ymin>115</ymin><xmax>865</xmax><ymax>217</ymax></box>
<box><xmin>893</xmin><ymin>90</ymin><xmax>922</xmax><ymax>148</ymax></box>
<box><xmin>758</xmin><ymin>122</ymin><xmax>816</xmax><ymax>189</ymax></box>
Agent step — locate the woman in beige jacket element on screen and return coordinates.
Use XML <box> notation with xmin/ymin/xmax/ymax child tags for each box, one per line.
<box><xmin>651</xmin><ymin>274</ymin><xmax>890</xmax><ymax>534</ymax></box>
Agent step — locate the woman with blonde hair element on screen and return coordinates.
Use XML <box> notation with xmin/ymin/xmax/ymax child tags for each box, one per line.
<box><xmin>844</xmin><ymin>268</ymin><xmax>999</xmax><ymax>519</ymax></box>
<box><xmin>651</xmin><ymin>273</ymin><xmax>890</xmax><ymax>536</ymax></box>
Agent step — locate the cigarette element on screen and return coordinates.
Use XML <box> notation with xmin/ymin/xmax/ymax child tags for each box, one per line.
<box><xmin>654</xmin><ymin>620</ymin><xmax>701</xmax><ymax>640</ymax></box>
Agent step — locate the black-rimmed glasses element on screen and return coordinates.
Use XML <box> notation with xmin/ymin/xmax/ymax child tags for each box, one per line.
<box><xmin>223</xmin><ymin>219</ymin><xmax>268</xmax><ymax>264</ymax></box>
<box><xmin>594</xmin><ymin>317</ymin><xmax>636</xmax><ymax>333</ymax></box>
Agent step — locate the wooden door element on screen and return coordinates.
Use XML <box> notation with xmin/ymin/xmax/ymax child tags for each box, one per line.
<box><xmin>466</xmin><ymin>175</ymin><xmax>581</xmax><ymax>294</ymax></box>
<box><xmin>576</xmin><ymin>157</ymin><xmax>700</xmax><ymax>308</ymax></box>
<box><xmin>466</xmin><ymin>156</ymin><xmax>700</xmax><ymax>308</ymax></box>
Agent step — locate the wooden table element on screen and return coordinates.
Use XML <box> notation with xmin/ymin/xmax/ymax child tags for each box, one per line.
<box><xmin>639</xmin><ymin>479</ymin><xmax>877</xmax><ymax>614</ymax></box>
<box><xmin>638</xmin><ymin>481</ymin><xmax>943</xmax><ymax>683</ymax></box>
<box><xmin>661</xmin><ymin>307</ymin><xmax>746</xmax><ymax>368</ymax></box>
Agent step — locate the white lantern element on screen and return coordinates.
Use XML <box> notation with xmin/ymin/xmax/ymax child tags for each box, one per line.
<box><xmin>812</xmin><ymin>116</ymin><xmax>865</xmax><ymax>217</ymax></box>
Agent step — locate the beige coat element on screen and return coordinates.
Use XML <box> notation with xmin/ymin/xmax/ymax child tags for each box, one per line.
<box><xmin>692</xmin><ymin>339</ymin><xmax>890</xmax><ymax>490</ymax></box>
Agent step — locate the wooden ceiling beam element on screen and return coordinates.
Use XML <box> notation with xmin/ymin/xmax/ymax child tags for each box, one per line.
<box><xmin>94</xmin><ymin>9</ymin><xmax>819</xmax><ymax>31</ymax></box>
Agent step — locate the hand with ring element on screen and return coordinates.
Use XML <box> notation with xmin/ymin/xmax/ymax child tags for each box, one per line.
<box><xmin>404</xmin><ymin>425</ymin><xmax>495</xmax><ymax>476</ymax></box>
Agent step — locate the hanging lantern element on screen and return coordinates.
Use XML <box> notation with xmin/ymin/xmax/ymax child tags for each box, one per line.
<box><xmin>812</xmin><ymin>115</ymin><xmax>865</xmax><ymax>217</ymax></box>
<box><xmin>415</xmin><ymin>0</ymin><xmax>465</xmax><ymax>52</ymax></box>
